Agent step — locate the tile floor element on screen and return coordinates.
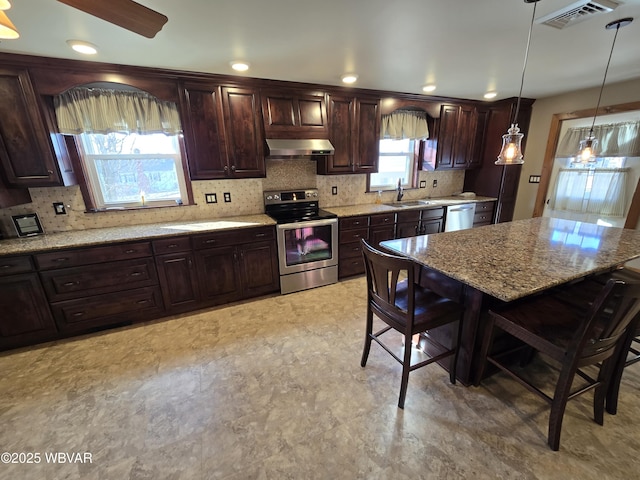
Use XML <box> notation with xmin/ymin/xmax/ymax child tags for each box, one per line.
<box><xmin>0</xmin><ymin>276</ymin><xmax>638</xmax><ymax>479</ymax></box>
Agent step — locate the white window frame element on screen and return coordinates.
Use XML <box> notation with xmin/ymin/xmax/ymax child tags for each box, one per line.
<box><xmin>78</xmin><ymin>133</ymin><xmax>189</xmax><ymax>210</ymax></box>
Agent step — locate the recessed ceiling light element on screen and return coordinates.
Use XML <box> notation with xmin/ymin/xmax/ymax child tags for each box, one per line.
<box><xmin>422</xmin><ymin>84</ymin><xmax>436</xmax><ymax>93</ymax></box>
<box><xmin>67</xmin><ymin>40</ymin><xmax>98</xmax><ymax>55</ymax></box>
<box><xmin>341</xmin><ymin>73</ymin><xmax>358</xmax><ymax>84</ymax></box>
<box><xmin>484</xmin><ymin>91</ymin><xmax>498</xmax><ymax>99</ymax></box>
<box><xmin>230</xmin><ymin>61</ymin><xmax>250</xmax><ymax>72</ymax></box>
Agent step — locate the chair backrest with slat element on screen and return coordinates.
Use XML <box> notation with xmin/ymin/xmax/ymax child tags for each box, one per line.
<box><xmin>576</xmin><ymin>279</ymin><xmax>640</xmax><ymax>365</ymax></box>
<box><xmin>361</xmin><ymin>239</ymin><xmax>416</xmax><ymax>324</ymax></box>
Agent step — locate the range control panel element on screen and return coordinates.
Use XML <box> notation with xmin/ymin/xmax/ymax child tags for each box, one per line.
<box><xmin>264</xmin><ymin>189</ymin><xmax>319</xmax><ymax>205</ymax></box>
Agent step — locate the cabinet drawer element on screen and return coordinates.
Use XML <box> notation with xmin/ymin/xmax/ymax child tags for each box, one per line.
<box><xmin>369</xmin><ymin>213</ymin><xmax>395</xmax><ymax>226</ymax></box>
<box><xmin>420</xmin><ymin>207</ymin><xmax>445</xmax><ymax>220</ymax></box>
<box><xmin>396</xmin><ymin>210</ymin><xmax>421</xmax><ymax>223</ymax></box>
<box><xmin>339</xmin><ymin>257</ymin><xmax>365</xmax><ymax>278</ymax></box>
<box><xmin>35</xmin><ymin>242</ymin><xmax>152</xmax><ymax>270</ymax></box>
<box><xmin>339</xmin><ymin>227</ymin><xmax>368</xmax><ymax>244</ymax></box>
<box><xmin>192</xmin><ymin>226</ymin><xmax>274</xmax><ymax>250</ymax></box>
<box><xmin>339</xmin><ymin>216</ymin><xmax>368</xmax><ymax>229</ymax></box>
<box><xmin>475</xmin><ymin>201</ymin><xmax>496</xmax><ymax>213</ymax></box>
<box><xmin>51</xmin><ymin>286</ymin><xmax>164</xmax><ymax>333</ymax></box>
<box><xmin>0</xmin><ymin>255</ymin><xmax>34</xmax><ymax>276</ymax></box>
<box><xmin>339</xmin><ymin>242</ymin><xmax>363</xmax><ymax>260</ymax></box>
<box><xmin>39</xmin><ymin>258</ymin><xmax>158</xmax><ymax>302</ymax></box>
<box><xmin>152</xmin><ymin>236</ymin><xmax>192</xmax><ymax>254</ymax></box>
<box><xmin>473</xmin><ymin>211</ymin><xmax>493</xmax><ymax>225</ymax></box>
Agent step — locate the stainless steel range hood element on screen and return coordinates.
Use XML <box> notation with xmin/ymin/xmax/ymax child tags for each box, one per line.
<box><xmin>266</xmin><ymin>138</ymin><xmax>335</xmax><ymax>157</ymax></box>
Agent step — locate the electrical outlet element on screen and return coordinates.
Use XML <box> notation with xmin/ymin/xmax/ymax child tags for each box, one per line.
<box><xmin>205</xmin><ymin>193</ymin><xmax>217</xmax><ymax>204</ymax></box>
<box><xmin>53</xmin><ymin>202</ymin><xmax>66</xmax><ymax>215</ymax></box>
<box><xmin>223</xmin><ymin>192</ymin><xmax>231</xmax><ymax>203</ymax></box>
<box><xmin>432</xmin><ymin>180</ymin><xmax>438</xmax><ymax>188</ymax></box>
<box><xmin>419</xmin><ymin>180</ymin><xmax>426</xmax><ymax>188</ymax></box>
<box><xmin>331</xmin><ymin>186</ymin><xmax>338</xmax><ymax>195</ymax></box>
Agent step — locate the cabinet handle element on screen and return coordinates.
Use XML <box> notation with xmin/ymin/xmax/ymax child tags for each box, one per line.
<box><xmin>231</xmin><ymin>165</ymin><xmax>236</xmax><ymax>172</ymax></box>
<box><xmin>0</xmin><ymin>265</ymin><xmax>11</xmax><ymax>269</ymax></box>
<box><xmin>137</xmin><ymin>299</ymin><xmax>149</xmax><ymax>304</ymax></box>
<box><xmin>53</xmin><ymin>257</ymin><xmax>69</xmax><ymax>263</ymax></box>
<box><xmin>167</xmin><ymin>244</ymin><xmax>179</xmax><ymax>249</ymax></box>
<box><xmin>224</xmin><ymin>165</ymin><xmax>229</xmax><ymax>172</ymax></box>
<box><xmin>130</xmin><ymin>272</ymin><xmax>142</xmax><ymax>277</ymax></box>
<box><xmin>47</xmin><ymin>170</ymin><xmax>54</xmax><ymax>175</ymax></box>
<box><xmin>62</xmin><ymin>281</ymin><xmax>79</xmax><ymax>287</ymax></box>
<box><xmin>255</xmin><ymin>233</ymin><xmax>266</xmax><ymax>238</ymax></box>
<box><xmin>125</xmin><ymin>249</ymin><xmax>135</xmax><ymax>254</ymax></box>
<box><xmin>72</xmin><ymin>312</ymin><xmax>84</xmax><ymax>317</ymax></box>
<box><xmin>204</xmin><ymin>239</ymin><xmax>216</xmax><ymax>244</ymax></box>
<box><xmin>383</xmin><ymin>218</ymin><xmax>389</xmax><ymax>223</ymax></box>
<box><xmin>188</xmin><ymin>258</ymin><xmax>193</xmax><ymax>268</ymax></box>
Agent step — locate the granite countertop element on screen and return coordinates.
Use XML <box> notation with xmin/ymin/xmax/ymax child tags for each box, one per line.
<box><xmin>325</xmin><ymin>195</ymin><xmax>497</xmax><ymax>218</ymax></box>
<box><xmin>0</xmin><ymin>214</ymin><xmax>276</xmax><ymax>256</ymax></box>
<box><xmin>381</xmin><ymin>216</ymin><xmax>640</xmax><ymax>302</ymax></box>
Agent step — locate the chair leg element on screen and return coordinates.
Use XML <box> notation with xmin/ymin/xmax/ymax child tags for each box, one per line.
<box><xmin>398</xmin><ymin>332</ymin><xmax>413</xmax><ymax>409</ymax></box>
<box><xmin>605</xmin><ymin>326</ymin><xmax>636</xmax><ymax>415</ymax></box>
<box><xmin>548</xmin><ymin>367</ymin><xmax>577</xmax><ymax>451</ymax></box>
<box><xmin>361</xmin><ymin>308</ymin><xmax>374</xmax><ymax>368</ymax></box>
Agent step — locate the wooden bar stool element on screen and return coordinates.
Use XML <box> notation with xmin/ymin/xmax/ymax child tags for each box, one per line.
<box><xmin>360</xmin><ymin>239</ymin><xmax>464</xmax><ymax>409</ymax></box>
<box><xmin>476</xmin><ymin>277</ymin><xmax>640</xmax><ymax>451</ymax></box>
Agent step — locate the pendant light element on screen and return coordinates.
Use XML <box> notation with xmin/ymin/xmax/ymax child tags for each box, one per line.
<box><xmin>496</xmin><ymin>0</ymin><xmax>540</xmax><ymax>166</ymax></box>
<box><xmin>574</xmin><ymin>17</ymin><xmax>633</xmax><ymax>164</ymax></box>
<box><xmin>0</xmin><ymin>0</ymin><xmax>19</xmax><ymax>40</ymax></box>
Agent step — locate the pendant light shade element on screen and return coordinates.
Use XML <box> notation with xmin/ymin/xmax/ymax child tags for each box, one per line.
<box><xmin>574</xmin><ymin>17</ymin><xmax>633</xmax><ymax>165</ymax></box>
<box><xmin>0</xmin><ymin>9</ymin><xmax>18</xmax><ymax>39</ymax></box>
<box><xmin>496</xmin><ymin>0</ymin><xmax>539</xmax><ymax>166</ymax></box>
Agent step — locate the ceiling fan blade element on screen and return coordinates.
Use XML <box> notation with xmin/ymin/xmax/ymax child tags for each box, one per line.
<box><xmin>57</xmin><ymin>0</ymin><xmax>168</xmax><ymax>38</ymax></box>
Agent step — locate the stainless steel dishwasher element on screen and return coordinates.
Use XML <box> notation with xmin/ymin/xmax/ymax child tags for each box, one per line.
<box><xmin>444</xmin><ymin>203</ymin><xmax>476</xmax><ymax>232</ymax></box>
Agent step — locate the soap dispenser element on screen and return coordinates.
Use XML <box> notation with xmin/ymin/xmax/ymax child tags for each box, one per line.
<box><xmin>375</xmin><ymin>191</ymin><xmax>383</xmax><ymax>204</ymax></box>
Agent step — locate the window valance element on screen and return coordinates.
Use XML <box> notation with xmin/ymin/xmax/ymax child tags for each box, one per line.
<box><xmin>556</xmin><ymin>121</ymin><xmax>640</xmax><ymax>158</ymax></box>
<box><xmin>380</xmin><ymin>110</ymin><xmax>430</xmax><ymax>140</ymax></box>
<box><xmin>54</xmin><ymin>87</ymin><xmax>182</xmax><ymax>136</ymax></box>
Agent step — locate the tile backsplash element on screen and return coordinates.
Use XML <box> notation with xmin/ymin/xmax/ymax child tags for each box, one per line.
<box><xmin>0</xmin><ymin>160</ymin><xmax>464</xmax><ymax>237</ymax></box>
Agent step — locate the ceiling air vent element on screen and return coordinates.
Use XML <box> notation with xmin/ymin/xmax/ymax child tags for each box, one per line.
<box><xmin>536</xmin><ymin>0</ymin><xmax>619</xmax><ymax>29</ymax></box>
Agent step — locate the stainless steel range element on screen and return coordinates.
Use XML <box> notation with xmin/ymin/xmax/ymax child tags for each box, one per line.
<box><xmin>264</xmin><ymin>188</ymin><xmax>338</xmax><ymax>294</ymax></box>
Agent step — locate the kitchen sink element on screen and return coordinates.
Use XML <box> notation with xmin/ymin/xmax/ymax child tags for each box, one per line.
<box><xmin>384</xmin><ymin>200</ymin><xmax>432</xmax><ymax>208</ymax></box>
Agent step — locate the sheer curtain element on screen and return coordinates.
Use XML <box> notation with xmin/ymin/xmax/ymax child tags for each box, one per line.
<box><xmin>54</xmin><ymin>87</ymin><xmax>182</xmax><ymax>135</ymax></box>
<box><xmin>556</xmin><ymin>121</ymin><xmax>640</xmax><ymax>157</ymax></box>
<box><xmin>380</xmin><ymin>110</ymin><xmax>429</xmax><ymax>140</ymax></box>
<box><xmin>550</xmin><ymin>168</ymin><xmax>629</xmax><ymax>216</ymax></box>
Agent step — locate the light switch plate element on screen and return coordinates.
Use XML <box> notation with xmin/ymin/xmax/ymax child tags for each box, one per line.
<box><xmin>529</xmin><ymin>175</ymin><xmax>541</xmax><ymax>184</ymax></box>
<box><xmin>223</xmin><ymin>192</ymin><xmax>231</xmax><ymax>203</ymax></box>
<box><xmin>53</xmin><ymin>202</ymin><xmax>66</xmax><ymax>215</ymax></box>
<box><xmin>205</xmin><ymin>193</ymin><xmax>217</xmax><ymax>204</ymax></box>
<box><xmin>419</xmin><ymin>180</ymin><xmax>426</xmax><ymax>188</ymax></box>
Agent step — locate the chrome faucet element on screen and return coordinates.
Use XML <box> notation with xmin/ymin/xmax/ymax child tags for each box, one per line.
<box><xmin>396</xmin><ymin>178</ymin><xmax>404</xmax><ymax>202</ymax></box>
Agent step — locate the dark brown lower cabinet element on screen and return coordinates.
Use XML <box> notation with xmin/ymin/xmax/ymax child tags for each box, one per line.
<box><xmin>0</xmin><ymin>272</ymin><xmax>57</xmax><ymax>350</ymax></box>
<box><xmin>155</xmin><ymin>251</ymin><xmax>201</xmax><ymax>313</ymax></box>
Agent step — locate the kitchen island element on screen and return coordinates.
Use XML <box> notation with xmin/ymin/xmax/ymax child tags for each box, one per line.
<box><xmin>381</xmin><ymin>217</ymin><xmax>640</xmax><ymax>384</ymax></box>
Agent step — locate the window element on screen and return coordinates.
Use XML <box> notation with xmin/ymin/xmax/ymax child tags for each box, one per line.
<box><xmin>78</xmin><ymin>132</ymin><xmax>188</xmax><ymax>209</ymax></box>
<box><xmin>369</xmin><ymin>138</ymin><xmax>417</xmax><ymax>190</ymax></box>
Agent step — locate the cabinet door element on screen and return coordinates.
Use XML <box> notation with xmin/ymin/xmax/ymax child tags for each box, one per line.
<box><xmin>195</xmin><ymin>245</ymin><xmax>242</xmax><ymax>305</ymax></box>
<box><xmin>238</xmin><ymin>240</ymin><xmax>279</xmax><ymax>298</ymax></box>
<box><xmin>0</xmin><ymin>273</ymin><xmax>57</xmax><ymax>350</ymax></box>
<box><xmin>262</xmin><ymin>90</ymin><xmax>327</xmax><ymax>138</ymax></box>
<box><xmin>420</xmin><ymin>218</ymin><xmax>443</xmax><ymax>235</ymax></box>
<box><xmin>155</xmin><ymin>252</ymin><xmax>201</xmax><ymax>312</ymax></box>
<box><xmin>221</xmin><ymin>86</ymin><xmax>265</xmax><ymax>178</ymax></box>
<box><xmin>354</xmin><ymin>97</ymin><xmax>381</xmax><ymax>173</ymax></box>
<box><xmin>179</xmin><ymin>82</ymin><xmax>228</xmax><ymax>180</ymax></box>
<box><xmin>323</xmin><ymin>95</ymin><xmax>355</xmax><ymax>173</ymax></box>
<box><xmin>369</xmin><ymin>225</ymin><xmax>395</xmax><ymax>246</ymax></box>
<box><xmin>435</xmin><ymin>105</ymin><xmax>459</xmax><ymax>169</ymax></box>
<box><xmin>396</xmin><ymin>222</ymin><xmax>420</xmax><ymax>238</ymax></box>
<box><xmin>0</xmin><ymin>67</ymin><xmax>62</xmax><ymax>187</ymax></box>
<box><xmin>452</xmin><ymin>106</ymin><xmax>477</xmax><ymax>168</ymax></box>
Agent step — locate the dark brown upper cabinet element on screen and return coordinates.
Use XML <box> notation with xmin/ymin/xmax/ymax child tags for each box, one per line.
<box><xmin>180</xmin><ymin>82</ymin><xmax>265</xmax><ymax>180</ymax></box>
<box><xmin>0</xmin><ymin>67</ymin><xmax>66</xmax><ymax>187</ymax></box>
<box><xmin>261</xmin><ymin>89</ymin><xmax>328</xmax><ymax>139</ymax></box>
<box><xmin>433</xmin><ymin>104</ymin><xmax>479</xmax><ymax>170</ymax></box>
<box><xmin>317</xmin><ymin>94</ymin><xmax>381</xmax><ymax>175</ymax></box>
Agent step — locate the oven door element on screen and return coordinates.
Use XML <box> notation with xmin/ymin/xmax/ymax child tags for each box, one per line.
<box><xmin>276</xmin><ymin>218</ymin><xmax>338</xmax><ymax>275</ymax></box>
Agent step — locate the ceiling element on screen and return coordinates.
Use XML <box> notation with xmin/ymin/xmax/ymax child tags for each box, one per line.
<box><xmin>2</xmin><ymin>0</ymin><xmax>640</xmax><ymax>101</ymax></box>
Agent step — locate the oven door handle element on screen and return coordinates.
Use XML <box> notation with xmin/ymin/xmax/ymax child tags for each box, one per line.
<box><xmin>276</xmin><ymin>218</ymin><xmax>338</xmax><ymax>230</ymax></box>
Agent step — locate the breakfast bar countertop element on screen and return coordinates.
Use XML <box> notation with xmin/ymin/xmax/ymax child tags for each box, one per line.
<box><xmin>381</xmin><ymin>216</ymin><xmax>640</xmax><ymax>303</ymax></box>
<box><xmin>0</xmin><ymin>214</ymin><xmax>276</xmax><ymax>256</ymax></box>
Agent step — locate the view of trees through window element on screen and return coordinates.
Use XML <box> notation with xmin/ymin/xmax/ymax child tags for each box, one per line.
<box><xmin>79</xmin><ymin>132</ymin><xmax>187</xmax><ymax>208</ymax></box>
